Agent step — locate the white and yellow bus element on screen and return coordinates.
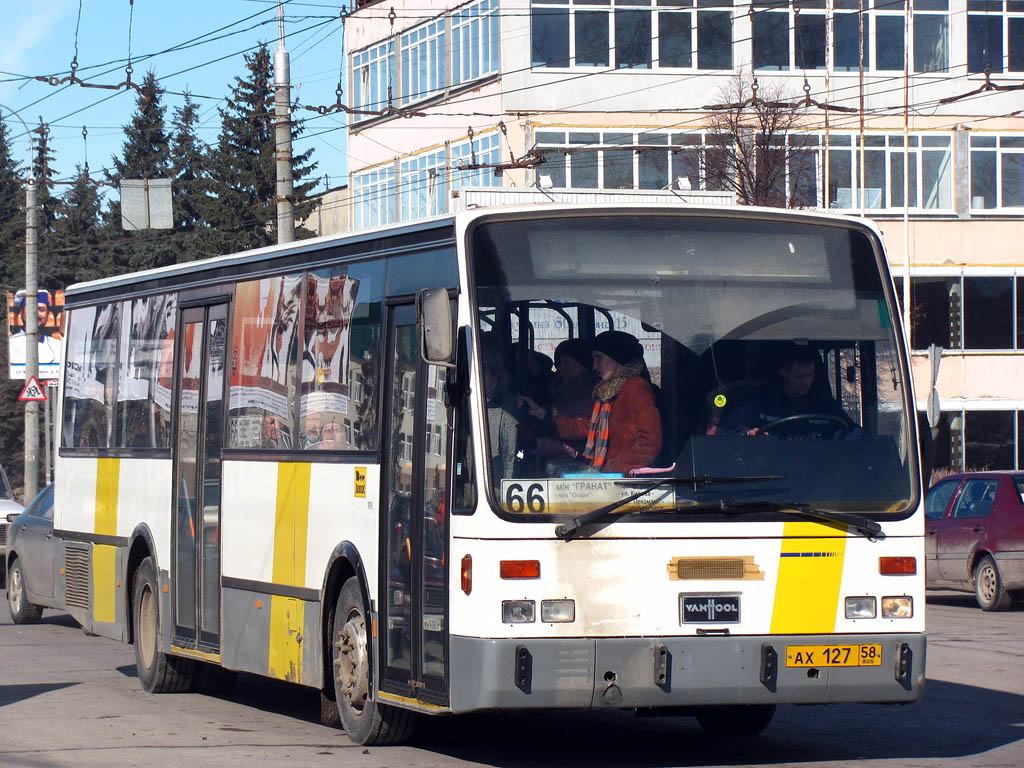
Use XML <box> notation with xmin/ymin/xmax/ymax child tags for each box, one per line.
<box><xmin>53</xmin><ymin>204</ymin><xmax>925</xmax><ymax>744</ymax></box>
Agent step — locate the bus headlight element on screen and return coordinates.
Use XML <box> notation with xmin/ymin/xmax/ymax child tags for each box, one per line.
<box><xmin>845</xmin><ymin>596</ymin><xmax>877</xmax><ymax>619</ymax></box>
<box><xmin>541</xmin><ymin>599</ymin><xmax>575</xmax><ymax>623</ymax></box>
<box><xmin>502</xmin><ymin>600</ymin><xmax>535</xmax><ymax>623</ymax></box>
<box><xmin>882</xmin><ymin>596</ymin><xmax>913</xmax><ymax>618</ymax></box>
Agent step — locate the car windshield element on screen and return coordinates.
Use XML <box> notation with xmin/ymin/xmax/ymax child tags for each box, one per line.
<box><xmin>470</xmin><ymin>213</ymin><xmax>914</xmax><ymax>518</ymax></box>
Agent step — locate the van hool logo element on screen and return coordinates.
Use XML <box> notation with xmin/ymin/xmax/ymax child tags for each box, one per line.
<box><xmin>681</xmin><ymin>594</ymin><xmax>741</xmax><ymax>623</ymax></box>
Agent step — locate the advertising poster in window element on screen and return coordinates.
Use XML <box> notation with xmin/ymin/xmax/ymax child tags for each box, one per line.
<box><xmin>299</xmin><ymin>272</ymin><xmax>359</xmax><ymax>449</ymax></box>
<box><xmin>229</xmin><ymin>275</ymin><xmax>302</xmax><ymax>449</ymax></box>
<box><xmin>8</xmin><ymin>289</ymin><xmax>65</xmax><ymax>380</ymax></box>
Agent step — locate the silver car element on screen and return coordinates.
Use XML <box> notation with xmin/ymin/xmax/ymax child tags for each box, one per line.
<box><xmin>0</xmin><ymin>465</ymin><xmax>24</xmax><ymax>590</ymax></box>
<box><xmin>6</xmin><ymin>484</ymin><xmax>57</xmax><ymax>624</ymax></box>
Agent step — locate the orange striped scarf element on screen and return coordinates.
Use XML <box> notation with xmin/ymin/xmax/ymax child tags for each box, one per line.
<box><xmin>583</xmin><ymin>400</ymin><xmax>613</xmax><ymax>468</ymax></box>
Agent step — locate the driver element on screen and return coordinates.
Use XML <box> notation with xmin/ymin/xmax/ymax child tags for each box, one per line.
<box><xmin>720</xmin><ymin>344</ymin><xmax>858</xmax><ymax>438</ymax></box>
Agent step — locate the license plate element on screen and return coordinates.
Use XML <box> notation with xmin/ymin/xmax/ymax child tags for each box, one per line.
<box><xmin>785</xmin><ymin>644</ymin><xmax>883</xmax><ymax>667</ymax></box>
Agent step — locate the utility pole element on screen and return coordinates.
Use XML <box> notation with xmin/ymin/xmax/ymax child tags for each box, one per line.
<box><xmin>1</xmin><ymin>104</ymin><xmax>39</xmax><ymax>500</ymax></box>
<box><xmin>275</xmin><ymin>1</ymin><xmax>295</xmax><ymax>244</ymax></box>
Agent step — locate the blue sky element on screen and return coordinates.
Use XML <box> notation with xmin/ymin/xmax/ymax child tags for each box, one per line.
<box><xmin>0</xmin><ymin>0</ymin><xmax>350</xmax><ymax>194</ymax></box>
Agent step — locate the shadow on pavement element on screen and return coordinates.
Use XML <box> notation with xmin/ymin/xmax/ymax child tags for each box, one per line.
<box><xmin>404</xmin><ymin>680</ymin><xmax>1024</xmax><ymax>767</ymax></box>
<box><xmin>0</xmin><ymin>682</ymin><xmax>78</xmax><ymax>707</ymax></box>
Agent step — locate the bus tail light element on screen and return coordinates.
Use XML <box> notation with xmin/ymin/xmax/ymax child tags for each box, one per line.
<box><xmin>541</xmin><ymin>599</ymin><xmax>575</xmax><ymax>623</ymax></box>
<box><xmin>844</xmin><ymin>596</ymin><xmax>876</xmax><ymax>619</ymax></box>
<box><xmin>879</xmin><ymin>557</ymin><xmax>916</xmax><ymax>575</ymax></box>
<box><xmin>500</xmin><ymin>560</ymin><xmax>540</xmax><ymax>579</ymax></box>
<box><xmin>461</xmin><ymin>554</ymin><xmax>472</xmax><ymax>595</ymax></box>
<box><xmin>502</xmin><ymin>600</ymin><xmax>535</xmax><ymax>623</ymax></box>
<box><xmin>882</xmin><ymin>596</ymin><xmax>913</xmax><ymax>618</ymax></box>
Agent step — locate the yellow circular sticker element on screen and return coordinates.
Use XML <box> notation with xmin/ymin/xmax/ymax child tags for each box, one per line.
<box><xmin>713</xmin><ymin>394</ymin><xmax>727</xmax><ymax>408</ymax></box>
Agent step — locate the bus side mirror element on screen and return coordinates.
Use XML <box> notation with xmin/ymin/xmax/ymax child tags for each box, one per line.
<box><xmin>417</xmin><ymin>287</ymin><xmax>454</xmax><ymax>367</ymax></box>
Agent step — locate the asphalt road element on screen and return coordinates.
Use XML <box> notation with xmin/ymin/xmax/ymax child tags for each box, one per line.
<box><xmin>2</xmin><ymin>591</ymin><xmax>1022</xmax><ymax>768</ymax></box>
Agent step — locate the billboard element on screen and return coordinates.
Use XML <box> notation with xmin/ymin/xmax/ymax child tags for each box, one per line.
<box><xmin>8</xmin><ymin>289</ymin><xmax>64</xmax><ymax>380</ymax></box>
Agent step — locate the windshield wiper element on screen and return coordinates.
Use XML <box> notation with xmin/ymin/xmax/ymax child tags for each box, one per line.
<box><xmin>554</xmin><ymin>475</ymin><xmax>781</xmax><ymax>542</ymax></box>
<box><xmin>702</xmin><ymin>499</ymin><xmax>885</xmax><ymax>540</ymax></box>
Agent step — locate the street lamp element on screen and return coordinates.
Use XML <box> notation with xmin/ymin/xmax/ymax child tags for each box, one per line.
<box><xmin>1</xmin><ymin>103</ymin><xmax>41</xmax><ymax>501</ymax></box>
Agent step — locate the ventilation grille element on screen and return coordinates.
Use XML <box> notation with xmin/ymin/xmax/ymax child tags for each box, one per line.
<box><xmin>667</xmin><ymin>556</ymin><xmax>764</xmax><ymax>581</ymax></box>
<box><xmin>64</xmin><ymin>544</ymin><xmax>90</xmax><ymax>609</ymax></box>
<box><xmin>0</xmin><ymin>524</ymin><xmax>7</xmax><ymax>547</ymax></box>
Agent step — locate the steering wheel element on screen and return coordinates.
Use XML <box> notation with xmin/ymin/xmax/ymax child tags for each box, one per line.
<box><xmin>759</xmin><ymin>413</ymin><xmax>849</xmax><ymax>440</ymax></box>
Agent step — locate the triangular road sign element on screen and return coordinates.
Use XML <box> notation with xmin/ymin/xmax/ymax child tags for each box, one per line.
<box><xmin>18</xmin><ymin>376</ymin><xmax>47</xmax><ymax>402</ymax></box>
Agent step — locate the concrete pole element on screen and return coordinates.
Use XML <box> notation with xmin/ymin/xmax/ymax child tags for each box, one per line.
<box><xmin>24</xmin><ymin>174</ymin><xmax>39</xmax><ymax>500</ymax></box>
<box><xmin>1</xmin><ymin>103</ymin><xmax>39</xmax><ymax>500</ymax></box>
<box><xmin>274</xmin><ymin>2</ymin><xmax>295</xmax><ymax>244</ymax></box>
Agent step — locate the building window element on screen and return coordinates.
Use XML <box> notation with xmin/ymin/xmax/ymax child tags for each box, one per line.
<box><xmin>914</xmin><ymin>0</ymin><xmax>949</xmax><ymax>73</ymax></box>
<box><xmin>752</xmin><ymin>0</ymin><xmax>827</xmax><ymax>71</ymax></box>
<box><xmin>355</xmin><ymin>0</ymin><xmax>498</xmax><ymax>117</ymax></box>
<box><xmin>451</xmin><ymin>130</ymin><xmax>502</xmax><ymax>191</ymax></box>
<box><xmin>400</xmin><ymin>20</ymin><xmax>446</xmax><ymax>105</ymax></box>
<box><xmin>905</xmin><ymin>274</ymin><xmax>1024</xmax><ymax>352</ymax></box>
<box><xmin>401</xmin><ymin>147</ymin><xmax>448</xmax><ymax>220</ymax></box>
<box><xmin>352</xmin><ymin>165</ymin><xmax>396</xmax><ymax>230</ymax></box>
<box><xmin>530</xmin><ymin>0</ymin><xmax>730</xmax><ymax>70</ymax></box>
<box><xmin>971</xmin><ymin>134</ymin><xmax>1024</xmax><ymax>209</ymax></box>
<box><xmin>452</xmin><ymin>0</ymin><xmax>500</xmax><ymax>84</ymax></box>
<box><xmin>353</xmin><ymin>40</ymin><xmax>394</xmax><ymax>113</ymax></box>
<box><xmin>833</xmin><ymin>0</ymin><xmax>869</xmax><ymax>71</ymax></box>
<box><xmin>965</xmin><ymin>410</ymin><xmax>1014</xmax><ymax>469</ymax></box>
<box><xmin>968</xmin><ymin>1</ymin><xmax>1024</xmax><ymax>72</ymax></box>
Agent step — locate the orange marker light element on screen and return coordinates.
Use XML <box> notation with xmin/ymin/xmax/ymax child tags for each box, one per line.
<box><xmin>163</xmin><ymin>585</ymin><xmax>168</xmax><ymax>593</ymax></box>
<box><xmin>879</xmin><ymin>556</ymin><xmax>917</xmax><ymax>575</ymax></box>
<box><xmin>461</xmin><ymin>554</ymin><xmax>472</xmax><ymax>595</ymax></box>
<box><xmin>500</xmin><ymin>560</ymin><xmax>541</xmax><ymax>579</ymax></box>
<box><xmin>256</xmin><ymin>599</ymin><xmax>262</xmax><ymax>609</ymax></box>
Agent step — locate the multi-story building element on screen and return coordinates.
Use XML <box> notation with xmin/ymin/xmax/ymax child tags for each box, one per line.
<box><xmin>343</xmin><ymin>0</ymin><xmax>1024</xmax><ymax>473</ymax></box>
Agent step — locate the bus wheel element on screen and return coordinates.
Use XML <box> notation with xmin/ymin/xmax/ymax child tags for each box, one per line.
<box><xmin>975</xmin><ymin>555</ymin><xmax>1012</xmax><ymax>611</ymax></box>
<box><xmin>132</xmin><ymin>557</ymin><xmax>193</xmax><ymax>693</ymax></box>
<box><xmin>696</xmin><ymin>704</ymin><xmax>775</xmax><ymax>736</ymax></box>
<box><xmin>332</xmin><ymin>577</ymin><xmax>416</xmax><ymax>745</ymax></box>
<box><xmin>7</xmin><ymin>559</ymin><xmax>43</xmax><ymax>624</ymax></box>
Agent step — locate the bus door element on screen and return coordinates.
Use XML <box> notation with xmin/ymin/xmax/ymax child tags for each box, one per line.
<box><xmin>172</xmin><ymin>302</ymin><xmax>228</xmax><ymax>652</ymax></box>
<box><xmin>380</xmin><ymin>303</ymin><xmax>451</xmax><ymax>704</ymax></box>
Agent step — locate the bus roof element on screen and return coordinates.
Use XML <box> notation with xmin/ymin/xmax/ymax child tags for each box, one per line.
<box><xmin>64</xmin><ymin>202</ymin><xmax>884</xmax><ymax>306</ymax></box>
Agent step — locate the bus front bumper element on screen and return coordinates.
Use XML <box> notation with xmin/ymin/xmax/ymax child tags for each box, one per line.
<box><xmin>448</xmin><ymin>633</ymin><xmax>925</xmax><ymax>714</ymax></box>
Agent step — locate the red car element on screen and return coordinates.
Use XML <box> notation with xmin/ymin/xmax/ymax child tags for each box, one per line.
<box><xmin>925</xmin><ymin>471</ymin><xmax>1024</xmax><ymax>610</ymax></box>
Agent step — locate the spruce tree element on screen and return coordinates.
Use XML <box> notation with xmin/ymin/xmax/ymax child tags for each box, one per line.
<box><xmin>207</xmin><ymin>43</ymin><xmax>318</xmax><ymax>255</ymax></box>
<box><xmin>0</xmin><ymin>114</ymin><xmax>25</xmax><ymax>290</ymax></box>
<box><xmin>103</xmin><ymin>70</ymin><xmax>176</xmax><ymax>273</ymax></box>
<box><xmin>0</xmin><ymin>115</ymin><xmax>27</xmax><ymax>493</ymax></box>
<box><xmin>49</xmin><ymin>164</ymin><xmax>106</xmax><ymax>286</ymax></box>
<box><xmin>168</xmin><ymin>92</ymin><xmax>217</xmax><ymax>262</ymax></box>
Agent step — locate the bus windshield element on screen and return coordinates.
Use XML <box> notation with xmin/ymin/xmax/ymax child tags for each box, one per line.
<box><xmin>469</xmin><ymin>213</ymin><xmax>914</xmax><ymax>519</ymax></box>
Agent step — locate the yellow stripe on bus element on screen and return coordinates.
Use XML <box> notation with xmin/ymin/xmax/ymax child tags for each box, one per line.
<box><xmin>269</xmin><ymin>462</ymin><xmax>312</xmax><ymax>683</ymax></box>
<box><xmin>770</xmin><ymin>521</ymin><xmax>847</xmax><ymax>635</ymax></box>
<box><xmin>93</xmin><ymin>458</ymin><xmax>120</xmax><ymax>624</ymax></box>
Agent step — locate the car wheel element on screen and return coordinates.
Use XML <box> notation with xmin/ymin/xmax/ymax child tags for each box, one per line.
<box><xmin>132</xmin><ymin>556</ymin><xmax>194</xmax><ymax>692</ymax></box>
<box><xmin>696</xmin><ymin>704</ymin><xmax>776</xmax><ymax>736</ymax></box>
<box><xmin>332</xmin><ymin>577</ymin><xmax>416</xmax><ymax>745</ymax></box>
<box><xmin>974</xmin><ymin>555</ymin><xmax>1012</xmax><ymax>612</ymax></box>
<box><xmin>7</xmin><ymin>559</ymin><xmax>43</xmax><ymax>624</ymax></box>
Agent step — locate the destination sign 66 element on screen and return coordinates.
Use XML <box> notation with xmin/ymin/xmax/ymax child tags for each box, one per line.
<box><xmin>500</xmin><ymin>478</ymin><xmax>677</xmax><ymax>515</ymax></box>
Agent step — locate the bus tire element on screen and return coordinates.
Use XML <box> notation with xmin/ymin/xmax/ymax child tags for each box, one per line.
<box><xmin>332</xmin><ymin>577</ymin><xmax>416</xmax><ymax>745</ymax></box>
<box><xmin>696</xmin><ymin>704</ymin><xmax>775</xmax><ymax>737</ymax></box>
<box><xmin>7</xmin><ymin>559</ymin><xmax>43</xmax><ymax>624</ymax></box>
<box><xmin>974</xmin><ymin>555</ymin><xmax>1012</xmax><ymax>611</ymax></box>
<box><xmin>132</xmin><ymin>557</ymin><xmax>193</xmax><ymax>693</ymax></box>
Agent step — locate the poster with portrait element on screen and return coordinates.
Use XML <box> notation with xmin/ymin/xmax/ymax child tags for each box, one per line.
<box><xmin>228</xmin><ymin>275</ymin><xmax>302</xmax><ymax>448</ymax></box>
<box><xmin>8</xmin><ymin>289</ymin><xmax>65</xmax><ymax>380</ymax></box>
<box><xmin>299</xmin><ymin>271</ymin><xmax>360</xmax><ymax>449</ymax></box>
